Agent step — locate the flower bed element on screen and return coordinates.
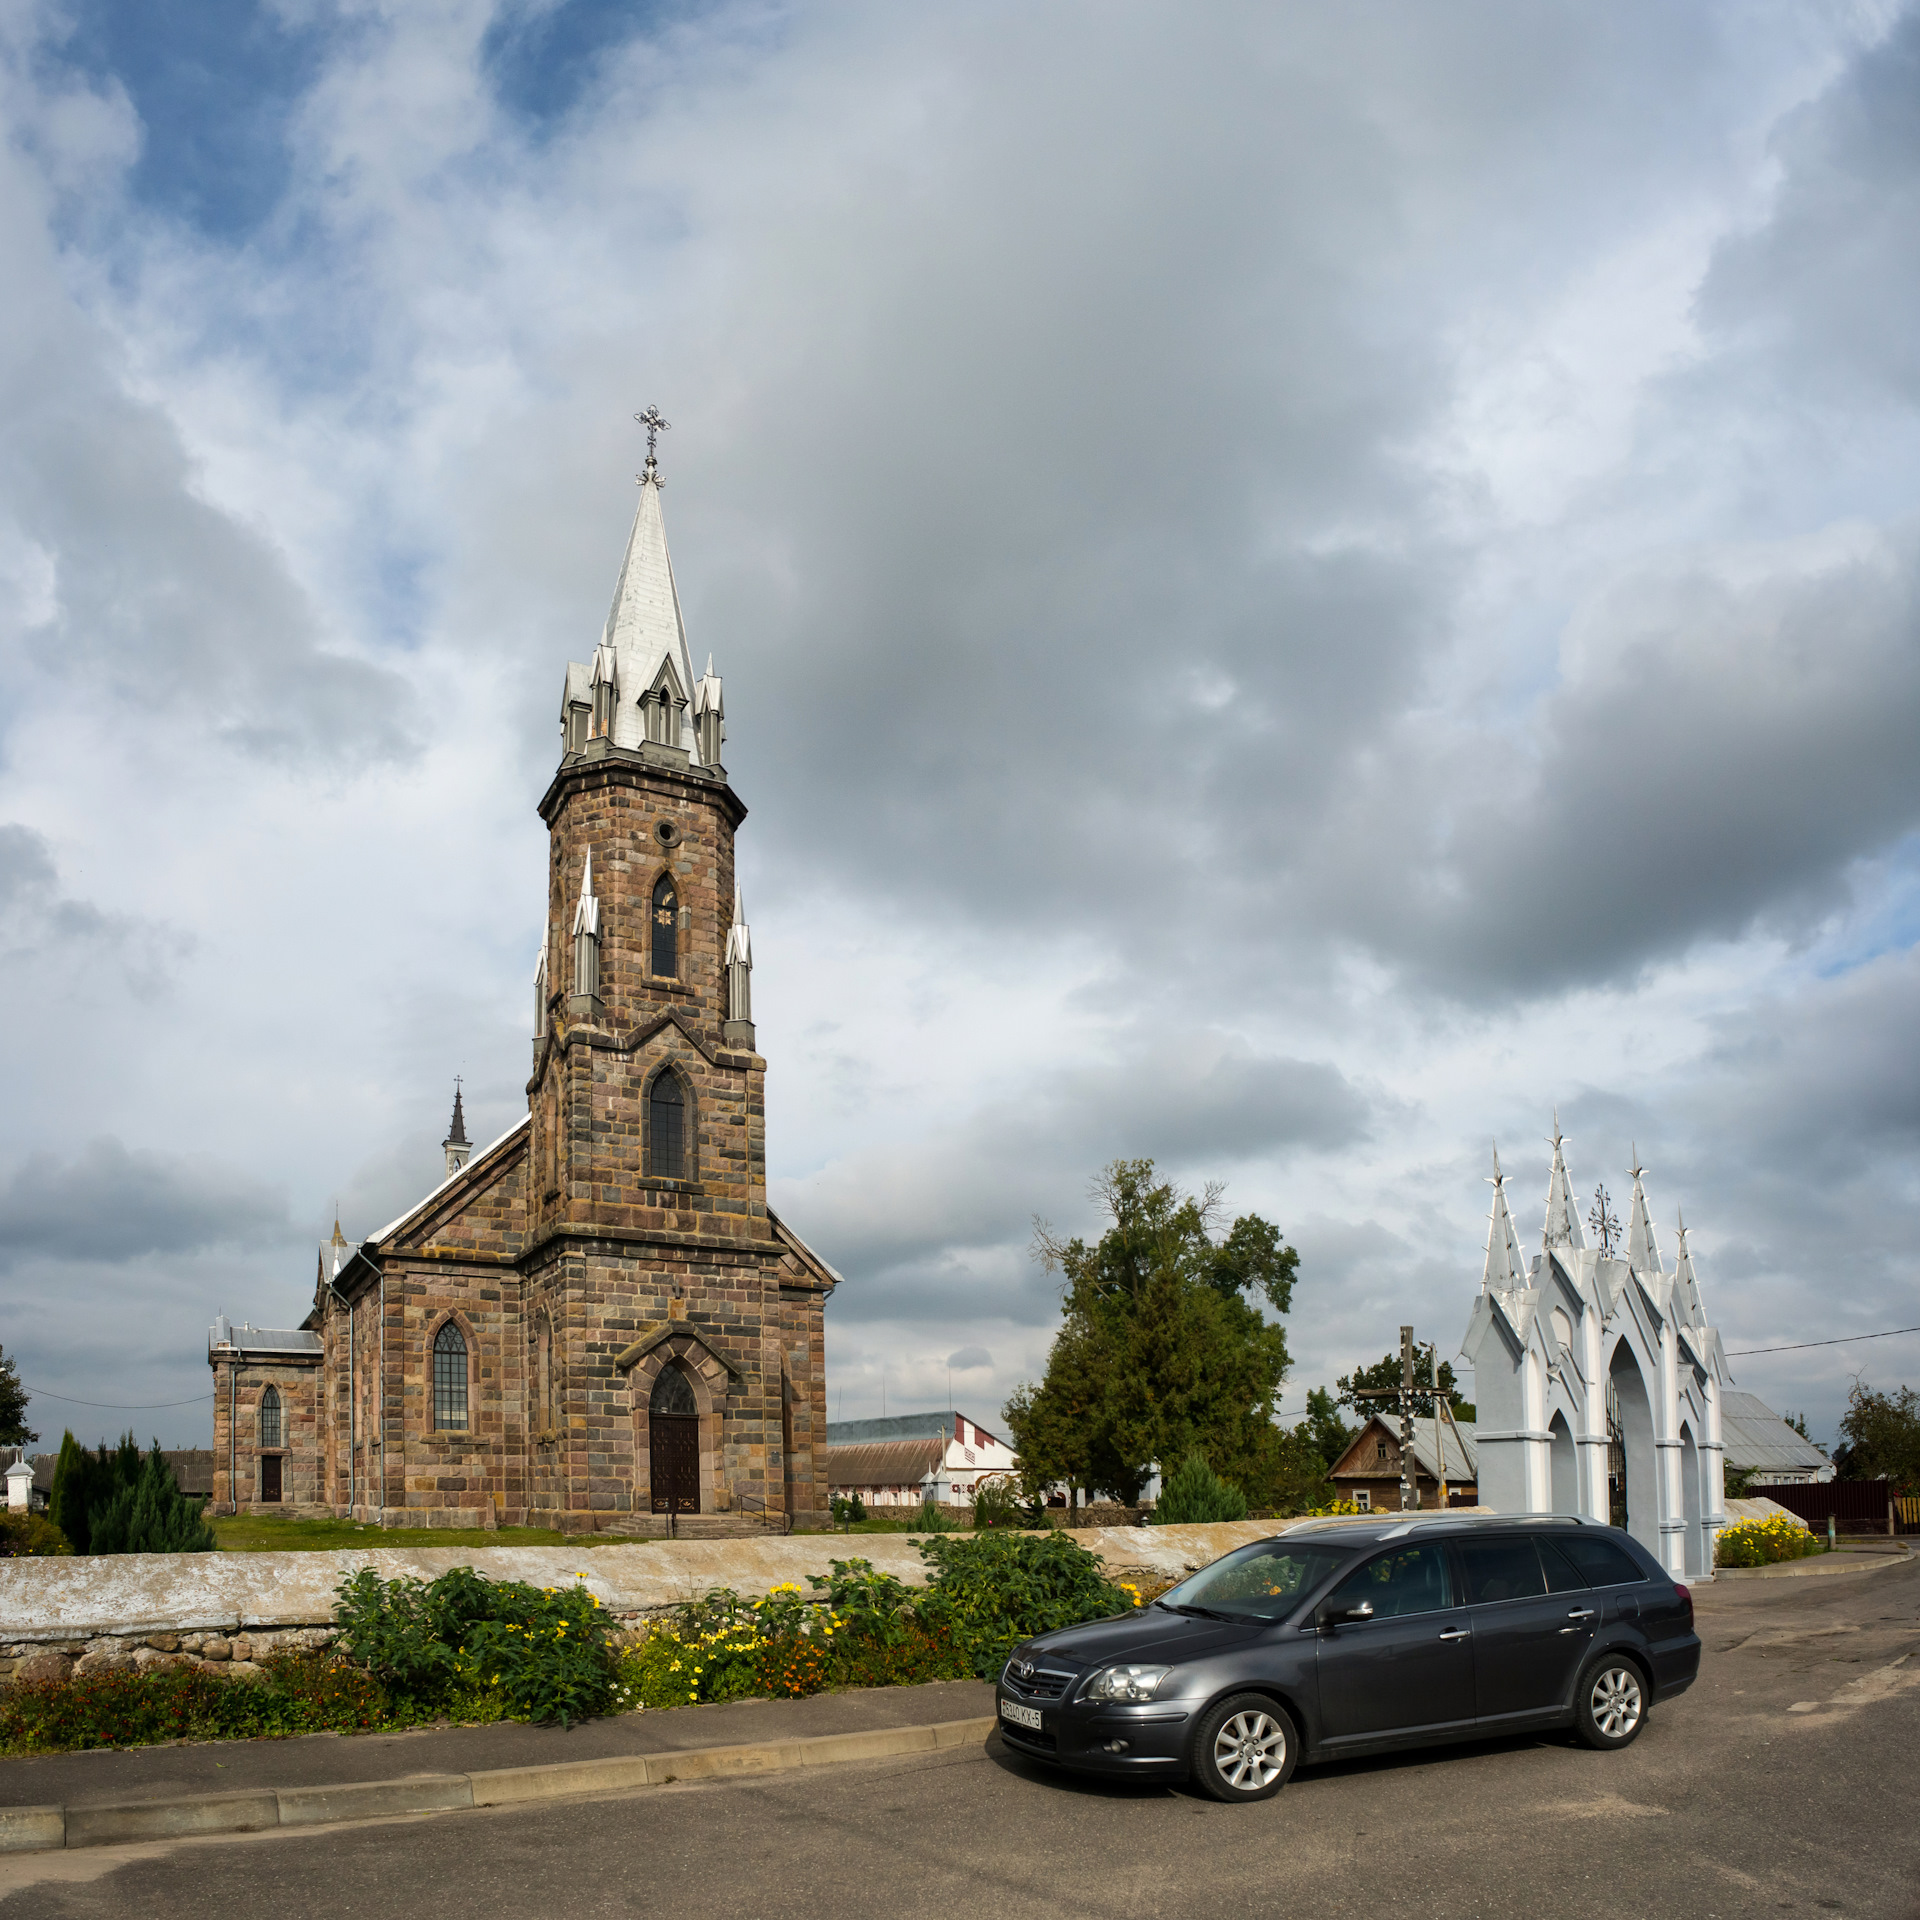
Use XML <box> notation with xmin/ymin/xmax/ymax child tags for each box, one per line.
<box><xmin>1715</xmin><ymin>1512</ymin><xmax>1821</xmax><ymax>1567</ymax></box>
<box><xmin>0</xmin><ymin>1532</ymin><xmax>1140</xmax><ymax>1754</ymax></box>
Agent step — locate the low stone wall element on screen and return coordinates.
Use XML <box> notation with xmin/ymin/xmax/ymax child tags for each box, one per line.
<box><xmin>0</xmin><ymin>1519</ymin><xmax>1345</xmax><ymax>1681</ymax></box>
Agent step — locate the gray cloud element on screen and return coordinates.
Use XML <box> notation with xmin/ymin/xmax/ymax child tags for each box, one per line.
<box><xmin>946</xmin><ymin>1346</ymin><xmax>993</xmax><ymax>1371</ymax></box>
<box><xmin>780</xmin><ymin>1036</ymin><xmax>1371</xmax><ymax>1325</ymax></box>
<box><xmin>0</xmin><ymin>116</ymin><xmax>415</xmax><ymax>769</ymax></box>
<box><xmin>1699</xmin><ymin>12</ymin><xmax>1920</xmax><ymax>405</ymax></box>
<box><xmin>0</xmin><ymin>822</ymin><xmax>188</xmax><ymax>995</ymax></box>
<box><xmin>0</xmin><ymin>1137</ymin><xmax>288</xmax><ymax>1267</ymax></box>
<box><xmin>1332</xmin><ymin>520</ymin><xmax>1920</xmax><ymax>995</ymax></box>
<box><xmin>0</xmin><ymin>3</ymin><xmax>1915</xmax><ymax>1453</ymax></box>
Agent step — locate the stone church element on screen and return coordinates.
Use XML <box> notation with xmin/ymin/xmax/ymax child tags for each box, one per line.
<box><xmin>207</xmin><ymin>431</ymin><xmax>840</xmax><ymax>1533</ymax></box>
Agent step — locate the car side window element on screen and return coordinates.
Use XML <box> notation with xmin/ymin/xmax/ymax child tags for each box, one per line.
<box><xmin>1536</xmin><ymin>1539</ymin><xmax>1590</xmax><ymax>1593</ymax></box>
<box><xmin>1460</xmin><ymin>1539</ymin><xmax>1548</xmax><ymax>1605</ymax></box>
<box><xmin>1559</xmin><ymin>1536</ymin><xmax>1649</xmax><ymax>1587</ymax></box>
<box><xmin>1326</xmin><ymin>1544</ymin><xmax>1455</xmax><ymax>1619</ymax></box>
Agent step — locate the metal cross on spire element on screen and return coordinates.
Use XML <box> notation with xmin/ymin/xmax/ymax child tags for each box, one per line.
<box><xmin>634</xmin><ymin>405</ymin><xmax>671</xmax><ymax>483</ymax></box>
<box><xmin>1589</xmin><ymin>1183</ymin><xmax>1621</xmax><ymax>1257</ymax></box>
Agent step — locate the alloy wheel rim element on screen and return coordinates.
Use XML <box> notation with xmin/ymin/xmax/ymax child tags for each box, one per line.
<box><xmin>1213</xmin><ymin>1710</ymin><xmax>1287</xmax><ymax>1789</ymax></box>
<box><xmin>1590</xmin><ymin>1667</ymin><xmax>1643</xmax><ymax>1738</ymax></box>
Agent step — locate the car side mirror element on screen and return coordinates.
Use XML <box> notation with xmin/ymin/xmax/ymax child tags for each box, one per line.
<box><xmin>1321</xmin><ymin>1599</ymin><xmax>1374</xmax><ymax>1627</ymax></box>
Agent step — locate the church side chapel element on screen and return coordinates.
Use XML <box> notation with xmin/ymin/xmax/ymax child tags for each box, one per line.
<box><xmin>1461</xmin><ymin>1127</ymin><xmax>1730</xmax><ymax>1577</ymax></box>
<box><xmin>209</xmin><ymin>413</ymin><xmax>841</xmax><ymax>1533</ymax></box>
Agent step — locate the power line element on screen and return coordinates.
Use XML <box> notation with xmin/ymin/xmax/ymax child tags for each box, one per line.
<box><xmin>1726</xmin><ymin>1325</ymin><xmax>1920</xmax><ymax>1358</ymax></box>
<box><xmin>23</xmin><ymin>1385</ymin><xmax>217</xmax><ymax>1410</ymax></box>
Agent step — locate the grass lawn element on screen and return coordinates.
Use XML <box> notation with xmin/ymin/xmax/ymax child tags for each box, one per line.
<box><xmin>213</xmin><ymin>1514</ymin><xmax>654</xmax><ymax>1553</ymax></box>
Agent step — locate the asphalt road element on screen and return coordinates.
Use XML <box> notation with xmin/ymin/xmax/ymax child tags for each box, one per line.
<box><xmin>4</xmin><ymin>1556</ymin><xmax>1916</xmax><ymax>1920</ymax></box>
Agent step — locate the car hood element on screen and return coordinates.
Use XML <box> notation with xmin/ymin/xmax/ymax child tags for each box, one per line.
<box><xmin>1020</xmin><ymin>1606</ymin><xmax>1263</xmax><ymax>1668</ymax></box>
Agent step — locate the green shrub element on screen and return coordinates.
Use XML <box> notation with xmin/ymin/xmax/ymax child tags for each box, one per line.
<box><xmin>916</xmin><ymin>1530</ymin><xmax>1133</xmax><ymax>1675</ymax></box>
<box><xmin>968</xmin><ymin>1477</ymin><xmax>1028</xmax><ymax>1530</ymax></box>
<box><xmin>0</xmin><ymin>1653</ymin><xmax>399</xmax><ymax>1756</ymax></box>
<box><xmin>333</xmin><ymin>1567</ymin><xmax>617</xmax><ymax>1725</ymax></box>
<box><xmin>806</xmin><ymin>1558</ymin><xmax>915</xmax><ymax>1646</ymax></box>
<box><xmin>1151</xmin><ymin>1450</ymin><xmax>1248</xmax><ymax>1525</ymax></box>
<box><xmin>0</xmin><ymin>1511</ymin><xmax>72</xmax><ymax>1557</ymax></box>
<box><xmin>829</xmin><ymin>1493</ymin><xmax>866</xmax><ymax>1524</ymax></box>
<box><xmin>826</xmin><ymin>1620</ymin><xmax>969</xmax><ymax>1688</ymax></box>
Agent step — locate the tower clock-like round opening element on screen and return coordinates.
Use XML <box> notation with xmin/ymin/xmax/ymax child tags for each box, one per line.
<box><xmin>654</xmin><ymin>819</ymin><xmax>680</xmax><ymax>847</ymax></box>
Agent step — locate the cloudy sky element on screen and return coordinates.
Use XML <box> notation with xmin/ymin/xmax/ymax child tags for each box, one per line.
<box><xmin>2</xmin><ymin>0</ymin><xmax>1917</xmax><ymax>1454</ymax></box>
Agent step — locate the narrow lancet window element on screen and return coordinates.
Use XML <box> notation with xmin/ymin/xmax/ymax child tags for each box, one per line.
<box><xmin>433</xmin><ymin>1323</ymin><xmax>469</xmax><ymax>1431</ymax></box>
<box><xmin>648</xmin><ymin>1071</ymin><xmax>686</xmax><ymax>1180</ymax></box>
<box><xmin>259</xmin><ymin>1385</ymin><xmax>281</xmax><ymax>1449</ymax></box>
<box><xmin>651</xmin><ymin>873</ymin><xmax>677</xmax><ymax>977</ymax></box>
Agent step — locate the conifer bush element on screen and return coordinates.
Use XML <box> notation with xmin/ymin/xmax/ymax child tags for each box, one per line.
<box><xmin>1150</xmin><ymin>1450</ymin><xmax>1249</xmax><ymax>1525</ymax></box>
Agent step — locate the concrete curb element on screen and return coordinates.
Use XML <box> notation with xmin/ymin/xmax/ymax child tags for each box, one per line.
<box><xmin>1713</xmin><ymin>1549</ymin><xmax>1912</xmax><ymax>1581</ymax></box>
<box><xmin>0</xmin><ymin>1715</ymin><xmax>996</xmax><ymax>1854</ymax></box>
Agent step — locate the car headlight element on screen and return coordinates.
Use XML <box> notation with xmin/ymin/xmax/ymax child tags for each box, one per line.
<box><xmin>1080</xmin><ymin>1664</ymin><xmax>1171</xmax><ymax>1703</ymax></box>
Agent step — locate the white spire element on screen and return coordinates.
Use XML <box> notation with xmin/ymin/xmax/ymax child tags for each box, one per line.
<box><xmin>1542</xmin><ymin>1112</ymin><xmax>1585</xmax><ymax>1250</ymax></box>
<box><xmin>1482</xmin><ymin>1144</ymin><xmax>1528</xmax><ymax>1292</ymax></box>
<box><xmin>571</xmin><ymin>848</ymin><xmax>599</xmax><ymax>937</ymax></box>
<box><xmin>724</xmin><ymin>885</ymin><xmax>751</xmax><ymax>971</ymax></box>
<box><xmin>1625</xmin><ymin>1147</ymin><xmax>1661</xmax><ymax>1273</ymax></box>
<box><xmin>1673</xmin><ymin>1210</ymin><xmax>1704</xmax><ymax>1326</ymax></box>
<box><xmin>597</xmin><ymin>466</ymin><xmax>702</xmax><ymax>760</ymax></box>
<box><xmin>693</xmin><ymin>653</ymin><xmax>725</xmax><ymax>767</ymax></box>
<box><xmin>724</xmin><ymin>885</ymin><xmax>753</xmax><ymax>1036</ymax></box>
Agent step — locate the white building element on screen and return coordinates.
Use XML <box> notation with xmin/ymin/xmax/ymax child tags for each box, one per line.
<box><xmin>1461</xmin><ymin>1128</ymin><xmax>1730</xmax><ymax>1579</ymax></box>
<box><xmin>825</xmin><ymin>1411</ymin><xmax>1018</xmax><ymax>1508</ymax></box>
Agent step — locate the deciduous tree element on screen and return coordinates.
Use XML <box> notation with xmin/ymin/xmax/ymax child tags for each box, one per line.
<box><xmin>1833</xmin><ymin>1382</ymin><xmax>1920</xmax><ymax>1493</ymax></box>
<box><xmin>0</xmin><ymin>1344</ymin><xmax>34</xmax><ymax>1447</ymax></box>
<box><xmin>1005</xmin><ymin>1160</ymin><xmax>1298</xmax><ymax>1506</ymax></box>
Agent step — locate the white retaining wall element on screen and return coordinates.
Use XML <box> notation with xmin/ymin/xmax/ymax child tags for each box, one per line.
<box><xmin>2</xmin><ymin>1521</ymin><xmax>1344</xmax><ymax>1669</ymax></box>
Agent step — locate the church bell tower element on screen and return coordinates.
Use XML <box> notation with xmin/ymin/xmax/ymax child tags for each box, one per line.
<box><xmin>523</xmin><ymin>409</ymin><xmax>829</xmax><ymax>1530</ymax></box>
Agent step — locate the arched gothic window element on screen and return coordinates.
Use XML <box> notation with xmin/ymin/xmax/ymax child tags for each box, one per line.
<box><xmin>259</xmin><ymin>1385</ymin><xmax>282</xmax><ymax>1450</ymax></box>
<box><xmin>651</xmin><ymin>873</ymin><xmax>677</xmax><ymax>977</ymax></box>
<box><xmin>650</xmin><ymin>1365</ymin><xmax>698</xmax><ymax>1418</ymax></box>
<box><xmin>648</xmin><ymin>1071</ymin><xmax>686</xmax><ymax>1181</ymax></box>
<box><xmin>433</xmin><ymin>1322</ymin><xmax>469</xmax><ymax>1431</ymax></box>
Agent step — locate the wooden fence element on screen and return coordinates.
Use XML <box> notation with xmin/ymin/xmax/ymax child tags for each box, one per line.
<box><xmin>1754</xmin><ymin>1479</ymin><xmax>1916</xmax><ymax>1535</ymax></box>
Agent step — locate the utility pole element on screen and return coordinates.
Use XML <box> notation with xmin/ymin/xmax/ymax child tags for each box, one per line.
<box><xmin>1400</xmin><ymin>1325</ymin><xmax>1419</xmax><ymax>1511</ymax></box>
<box><xmin>1350</xmin><ymin>1324</ymin><xmax>1430</xmax><ymax>1512</ymax></box>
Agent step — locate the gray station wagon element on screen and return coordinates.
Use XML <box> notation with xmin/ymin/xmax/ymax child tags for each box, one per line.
<box><xmin>994</xmin><ymin>1515</ymin><xmax>1699</xmax><ymax>1802</ymax></box>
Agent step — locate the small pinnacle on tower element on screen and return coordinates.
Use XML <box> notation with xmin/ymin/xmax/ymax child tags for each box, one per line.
<box><xmin>443</xmin><ymin>1078</ymin><xmax>472</xmax><ymax>1177</ymax></box>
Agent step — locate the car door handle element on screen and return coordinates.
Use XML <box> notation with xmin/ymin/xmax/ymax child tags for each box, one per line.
<box><xmin>1565</xmin><ymin>1608</ymin><xmax>1595</xmax><ymax>1620</ymax></box>
<box><xmin>1438</xmin><ymin>1628</ymin><xmax>1469</xmax><ymax>1642</ymax></box>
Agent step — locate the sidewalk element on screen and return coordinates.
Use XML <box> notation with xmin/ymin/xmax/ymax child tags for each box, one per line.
<box><xmin>0</xmin><ymin>1678</ymin><xmax>994</xmax><ymax>1813</ymax></box>
<box><xmin>1710</xmin><ymin>1545</ymin><xmax>1913</xmax><ymax>1583</ymax></box>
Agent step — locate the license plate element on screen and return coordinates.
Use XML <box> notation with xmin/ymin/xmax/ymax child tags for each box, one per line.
<box><xmin>999</xmin><ymin>1699</ymin><xmax>1044</xmax><ymax>1731</ymax></box>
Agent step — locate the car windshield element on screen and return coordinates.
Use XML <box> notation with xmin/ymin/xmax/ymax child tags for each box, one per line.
<box><xmin>1156</xmin><ymin>1543</ymin><xmax>1351</xmax><ymax>1622</ymax></box>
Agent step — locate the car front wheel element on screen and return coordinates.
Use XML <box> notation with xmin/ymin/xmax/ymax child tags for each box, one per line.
<box><xmin>1574</xmin><ymin>1655</ymin><xmax>1647</xmax><ymax>1750</ymax></box>
<box><xmin>1191</xmin><ymin>1694</ymin><xmax>1297</xmax><ymax>1803</ymax></box>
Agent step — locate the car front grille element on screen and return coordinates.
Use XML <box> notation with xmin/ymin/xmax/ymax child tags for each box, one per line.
<box><xmin>1002</xmin><ymin>1665</ymin><xmax>1075</xmax><ymax>1702</ymax></box>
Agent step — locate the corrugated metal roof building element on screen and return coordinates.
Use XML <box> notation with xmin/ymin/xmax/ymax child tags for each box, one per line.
<box><xmin>1720</xmin><ymin>1390</ymin><xmax>1833</xmax><ymax>1484</ymax></box>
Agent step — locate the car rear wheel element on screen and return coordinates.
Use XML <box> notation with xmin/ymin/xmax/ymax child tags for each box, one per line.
<box><xmin>1191</xmin><ymin>1694</ymin><xmax>1297</xmax><ymax>1803</ymax></box>
<box><xmin>1574</xmin><ymin>1655</ymin><xmax>1647</xmax><ymax>1750</ymax></box>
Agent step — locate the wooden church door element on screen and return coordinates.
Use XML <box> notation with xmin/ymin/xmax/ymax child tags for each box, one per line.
<box><xmin>649</xmin><ymin>1365</ymin><xmax>701</xmax><ymax>1513</ymax></box>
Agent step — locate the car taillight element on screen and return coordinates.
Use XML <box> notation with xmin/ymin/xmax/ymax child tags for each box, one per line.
<box><xmin>1673</xmin><ymin>1582</ymin><xmax>1691</xmax><ymax>1624</ymax></box>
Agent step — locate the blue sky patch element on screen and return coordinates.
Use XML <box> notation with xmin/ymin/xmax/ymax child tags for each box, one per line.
<box><xmin>57</xmin><ymin>0</ymin><xmax>329</xmax><ymax>240</ymax></box>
